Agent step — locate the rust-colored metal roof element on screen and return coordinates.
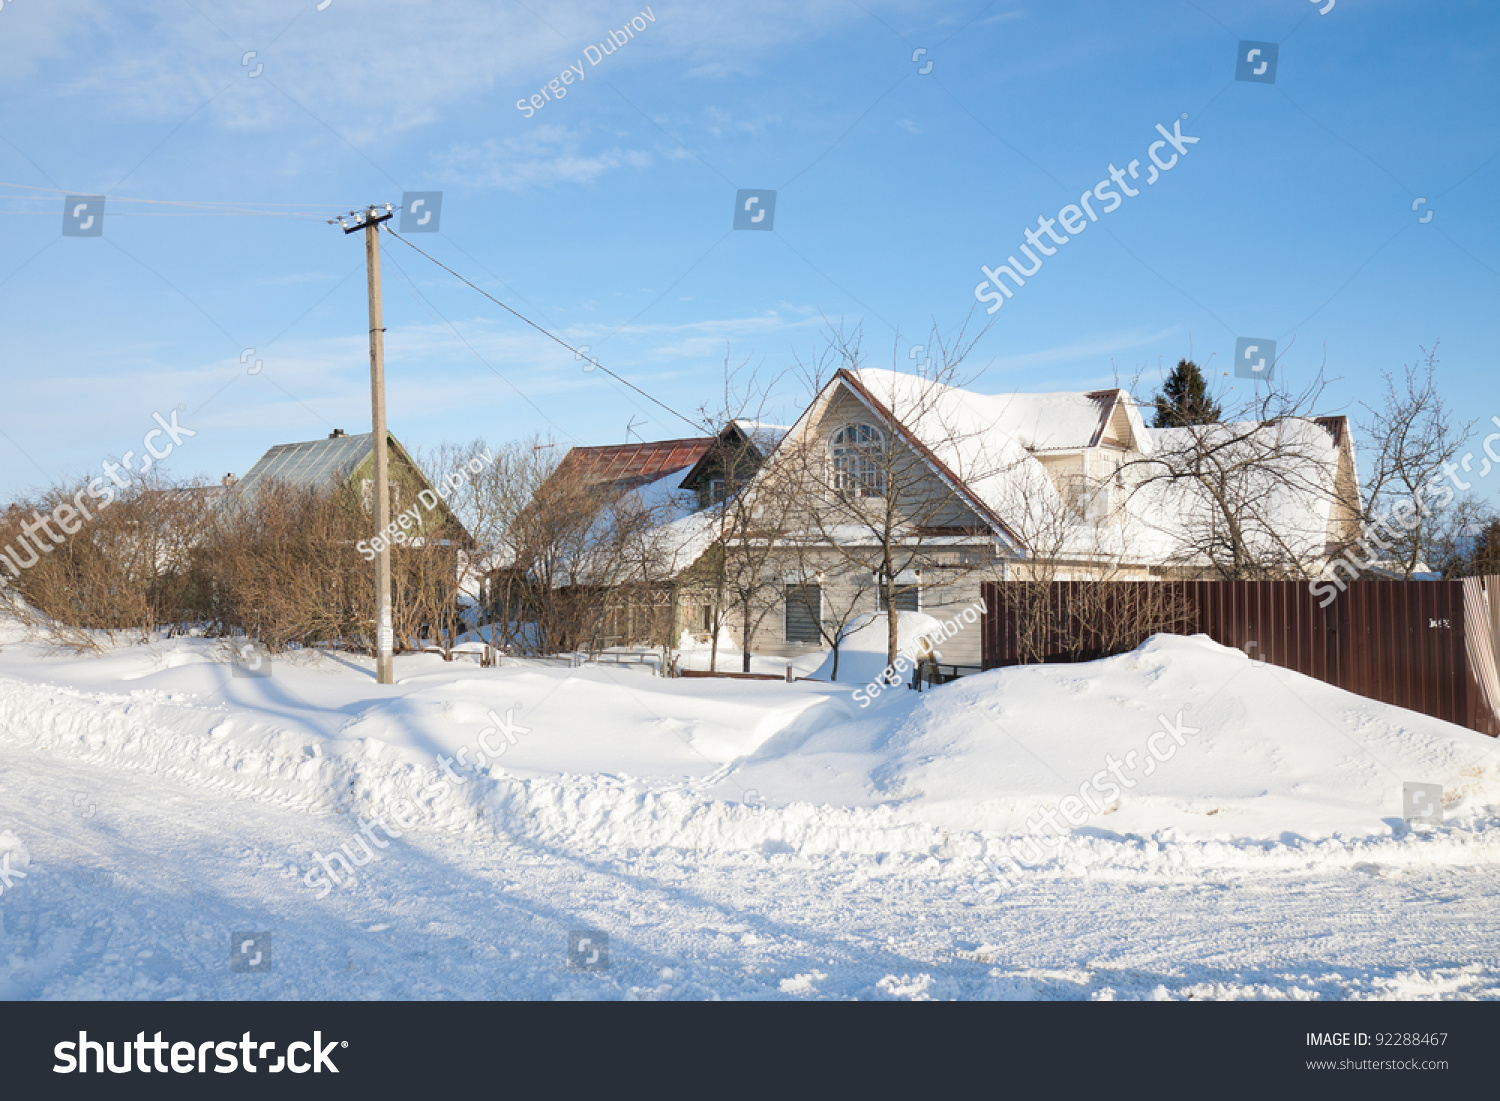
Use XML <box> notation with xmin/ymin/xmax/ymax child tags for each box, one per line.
<box><xmin>558</xmin><ymin>436</ymin><xmax>716</xmax><ymax>491</ymax></box>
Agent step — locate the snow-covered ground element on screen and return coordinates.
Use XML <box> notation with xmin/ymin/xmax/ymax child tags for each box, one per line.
<box><xmin>2</xmin><ymin>623</ymin><xmax>1498</xmax><ymax>1000</ymax></box>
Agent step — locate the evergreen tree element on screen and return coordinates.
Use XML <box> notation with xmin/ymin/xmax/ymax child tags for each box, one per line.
<box><xmin>1151</xmin><ymin>358</ymin><xmax>1223</xmax><ymax>428</ymax></box>
<box><xmin>1464</xmin><ymin>519</ymin><xmax>1500</xmax><ymax>577</ymax></box>
<box><xmin>1437</xmin><ymin>517</ymin><xmax>1500</xmax><ymax>578</ymax></box>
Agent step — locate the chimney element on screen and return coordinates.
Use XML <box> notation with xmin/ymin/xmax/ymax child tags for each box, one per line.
<box><xmin>329</xmin><ymin>429</ymin><xmax>347</xmax><ymax>438</ymax></box>
<box><xmin>221</xmin><ymin>473</ymin><xmax>238</xmax><ymax>487</ymax></box>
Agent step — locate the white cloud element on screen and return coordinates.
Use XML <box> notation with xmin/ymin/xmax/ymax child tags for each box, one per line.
<box><xmin>983</xmin><ymin>326</ymin><xmax>1182</xmax><ymax>374</ymax></box>
<box><xmin>432</xmin><ymin>127</ymin><xmax>653</xmax><ymax>190</ymax></box>
<box><xmin>5</xmin><ymin>0</ymin><xmax>908</xmax><ymax>138</ymax></box>
<box><xmin>702</xmin><ymin>106</ymin><xmax>782</xmax><ymax>138</ymax></box>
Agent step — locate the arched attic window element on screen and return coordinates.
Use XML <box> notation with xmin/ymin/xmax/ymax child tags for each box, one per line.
<box><xmin>829</xmin><ymin>423</ymin><xmax>887</xmax><ymax>497</ymax></box>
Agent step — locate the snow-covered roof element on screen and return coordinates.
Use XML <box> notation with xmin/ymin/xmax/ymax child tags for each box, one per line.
<box><xmin>1127</xmin><ymin>417</ymin><xmax>1345</xmax><ymax>565</ymax></box>
<box><xmin>514</xmin><ymin>425</ymin><xmax>787</xmax><ymax>586</ymax></box>
<box><xmin>958</xmin><ymin>391</ymin><xmax>1110</xmax><ymax>450</ymax></box>
<box><xmin>761</xmin><ymin>368</ymin><xmax>1350</xmax><ymax>568</ymax></box>
<box><xmin>847</xmin><ymin>369</ymin><xmax>1150</xmax><ymax>452</ymax></box>
<box><xmin>730</xmin><ymin>419</ymin><xmax>790</xmax><ymax>446</ymax></box>
<box><xmin>621</xmin><ymin>467</ymin><xmax>735</xmax><ymax>579</ymax></box>
<box><xmin>542</xmin><ymin>467</ymin><xmax>715</xmax><ymax>587</ymax></box>
<box><xmin>832</xmin><ymin>369</ymin><xmax>1078</xmax><ymax>550</ymax></box>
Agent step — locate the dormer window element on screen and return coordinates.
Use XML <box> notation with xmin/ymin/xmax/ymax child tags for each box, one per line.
<box><xmin>829</xmin><ymin>423</ymin><xmax>887</xmax><ymax>497</ymax></box>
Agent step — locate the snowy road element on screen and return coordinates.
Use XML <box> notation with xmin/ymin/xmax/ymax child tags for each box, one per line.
<box><xmin>4</xmin><ymin>742</ymin><xmax>1497</xmax><ymax>1001</ymax></box>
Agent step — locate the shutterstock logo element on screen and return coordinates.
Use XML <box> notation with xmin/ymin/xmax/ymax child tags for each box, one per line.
<box><xmin>734</xmin><ymin>189</ymin><xmax>776</xmax><ymax>230</ymax></box>
<box><xmin>1234</xmin><ymin>336</ymin><xmax>1276</xmax><ymax>381</ymax></box>
<box><xmin>62</xmin><ymin>195</ymin><xmax>105</xmax><ymax>237</ymax></box>
<box><xmin>230</xmin><ymin>931</ymin><xmax>272</xmax><ymax>973</ymax></box>
<box><xmin>569</xmin><ymin>929</ymin><xmax>610</xmax><ymax>971</ymax></box>
<box><xmin>54</xmin><ymin>1031</ymin><xmax>346</xmax><ymax>1074</ymax></box>
<box><xmin>1235</xmin><ymin>41</ymin><xmax>1278</xmax><ymax>84</ymax></box>
<box><xmin>400</xmin><ymin>191</ymin><xmax>442</xmax><ymax>233</ymax></box>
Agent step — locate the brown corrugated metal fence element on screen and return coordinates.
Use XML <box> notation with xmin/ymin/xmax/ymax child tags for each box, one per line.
<box><xmin>981</xmin><ymin>579</ymin><xmax>1500</xmax><ymax>738</ymax></box>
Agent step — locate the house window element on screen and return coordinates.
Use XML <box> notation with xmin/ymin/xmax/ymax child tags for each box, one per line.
<box><xmin>1062</xmin><ymin>474</ymin><xmax>1087</xmax><ymax>514</ymax></box>
<box><xmin>707</xmin><ymin>477</ymin><xmax>726</xmax><ymax>503</ymax></box>
<box><xmin>829</xmin><ymin>424</ymin><xmax>887</xmax><ymax>497</ymax></box>
<box><xmin>784</xmin><ymin>583</ymin><xmax>822</xmax><ymax>643</ymax></box>
<box><xmin>361</xmin><ymin>479</ymin><xmax>401</xmax><ymax>516</ymax></box>
<box><xmin>879</xmin><ymin>585</ymin><xmax>920</xmax><ymax>613</ymax></box>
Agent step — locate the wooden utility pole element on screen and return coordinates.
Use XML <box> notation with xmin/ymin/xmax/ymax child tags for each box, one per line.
<box><xmin>340</xmin><ymin>204</ymin><xmax>395</xmax><ymax>683</ymax></box>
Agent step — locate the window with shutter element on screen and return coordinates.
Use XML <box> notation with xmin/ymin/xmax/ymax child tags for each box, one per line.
<box><xmin>879</xmin><ymin>585</ymin><xmax>920</xmax><ymax>613</ymax></box>
<box><xmin>784</xmin><ymin>583</ymin><xmax>822</xmax><ymax>643</ymax></box>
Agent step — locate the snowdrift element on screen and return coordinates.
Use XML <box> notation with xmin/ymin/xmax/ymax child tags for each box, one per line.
<box><xmin>805</xmin><ymin>610</ymin><xmax>946</xmax><ymax>686</ymax></box>
<box><xmin>2</xmin><ymin>626</ymin><xmax>1498</xmax><ymax>878</ymax></box>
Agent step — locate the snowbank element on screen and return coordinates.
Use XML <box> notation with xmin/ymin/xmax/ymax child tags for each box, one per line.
<box><xmin>1</xmin><ymin>627</ymin><xmax>1498</xmax><ymax>878</ymax></box>
<box><xmin>752</xmin><ymin>634</ymin><xmax>1500</xmax><ymax>840</ymax></box>
<box><xmin>806</xmin><ymin>611</ymin><xmax>946</xmax><ymax>685</ymax></box>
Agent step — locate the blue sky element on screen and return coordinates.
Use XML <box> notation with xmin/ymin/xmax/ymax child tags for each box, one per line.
<box><xmin>1</xmin><ymin>0</ymin><xmax>1497</xmax><ymax>503</ymax></box>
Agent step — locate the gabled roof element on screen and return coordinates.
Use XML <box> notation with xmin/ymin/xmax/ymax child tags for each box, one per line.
<box><xmin>556</xmin><ymin>436</ymin><xmax>716</xmax><ymax>494</ymax></box>
<box><xmin>833</xmin><ymin>369</ymin><xmax>1031</xmax><ymax>549</ymax></box>
<box><xmin>675</xmin><ymin>421</ymin><xmax>786</xmax><ymax>491</ymax></box>
<box><xmin>754</xmin><ymin>367</ymin><xmax>1353</xmax><ymax>568</ymax></box>
<box><xmin>222</xmin><ymin>431</ymin><xmax>470</xmax><ymax>540</ymax></box>
<box><xmin>228</xmin><ymin>432</ymin><xmax>378</xmax><ymax>501</ymax></box>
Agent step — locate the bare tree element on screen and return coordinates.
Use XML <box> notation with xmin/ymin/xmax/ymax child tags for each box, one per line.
<box><xmin>206</xmin><ymin>481</ymin><xmax>375</xmax><ymax>654</ymax></box>
<box><xmin>777</xmin><ymin>533</ymin><xmax>882</xmax><ymax>682</ymax></box>
<box><xmin>403</xmin><ymin>438</ymin><xmax>513</xmax><ymax>658</ymax></box>
<box><xmin>0</xmin><ymin>473</ymin><xmax>217</xmax><ymax>649</ymax></box>
<box><xmin>1121</xmin><ymin>352</ymin><xmax>1356</xmax><ymax>579</ymax></box>
<box><xmin>721</xmin><ymin>460</ymin><xmax>799</xmax><ymax>673</ymax></box>
<box><xmin>1357</xmin><ymin>342</ymin><xmax>1475</xmax><ymax>578</ymax></box>
<box><xmin>1432</xmin><ymin>498</ymin><xmax>1500</xmax><ymax>578</ymax></box>
<box><xmin>770</xmin><ymin>319</ymin><xmax>1007</xmax><ymax>667</ymax></box>
<box><xmin>604</xmin><ymin>470</ymin><xmax>698</xmax><ymax>654</ymax></box>
<box><xmin>981</xmin><ymin>460</ymin><xmax>1091</xmax><ymax>665</ymax></box>
<box><xmin>969</xmin><ymin>464</ymin><xmax>1190</xmax><ymax>664</ymax></box>
<box><xmin>492</xmin><ymin>439</ymin><xmax>680</xmax><ymax>657</ymax></box>
<box><xmin>678</xmin><ymin>351</ymin><xmax>795</xmax><ymax>672</ymax></box>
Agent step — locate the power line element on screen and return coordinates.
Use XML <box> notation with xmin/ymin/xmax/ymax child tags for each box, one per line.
<box><xmin>0</xmin><ymin>209</ymin><xmax>323</xmax><ymax>219</ymax></box>
<box><xmin>381</xmin><ymin>237</ymin><xmax>657</xmax><ymax>440</ymax></box>
<box><xmin>378</xmin><ymin>238</ymin><xmax>580</xmax><ymax>444</ymax></box>
<box><xmin>0</xmin><ymin>180</ymin><xmax>338</xmax><ymax>206</ymax></box>
<box><xmin>0</xmin><ymin>180</ymin><xmax>338</xmax><ymax>215</ymax></box>
<box><xmin>3</xmin><ymin>175</ymin><xmax>711</xmax><ymax>436</ymax></box>
<box><xmin>383</xmin><ymin>227</ymin><xmax>710</xmax><ymax>435</ymax></box>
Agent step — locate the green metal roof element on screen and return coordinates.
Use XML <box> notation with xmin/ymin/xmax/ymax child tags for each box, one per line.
<box><xmin>227</xmin><ymin>432</ymin><xmax>375</xmax><ymax>503</ymax></box>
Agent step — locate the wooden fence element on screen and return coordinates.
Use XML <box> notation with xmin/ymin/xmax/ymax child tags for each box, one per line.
<box><xmin>980</xmin><ymin>578</ymin><xmax>1500</xmax><ymax>738</ymax></box>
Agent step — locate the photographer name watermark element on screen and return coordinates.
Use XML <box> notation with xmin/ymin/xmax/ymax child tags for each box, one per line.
<box><xmin>516</xmin><ymin>7</ymin><xmax>656</xmax><ymax>118</ymax></box>
<box><xmin>356</xmin><ymin>448</ymin><xmax>494</xmax><ymax>561</ymax></box>
<box><xmin>851</xmin><ymin>598</ymin><xmax>987</xmax><ymax>707</ymax></box>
